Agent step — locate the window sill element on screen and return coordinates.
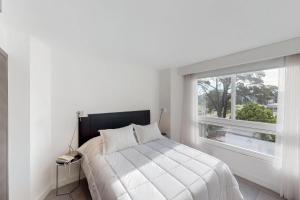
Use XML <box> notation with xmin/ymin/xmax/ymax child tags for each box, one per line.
<box><xmin>199</xmin><ymin>116</ymin><xmax>276</xmax><ymax>134</ymax></box>
<box><xmin>198</xmin><ymin>137</ymin><xmax>275</xmax><ymax>162</ymax></box>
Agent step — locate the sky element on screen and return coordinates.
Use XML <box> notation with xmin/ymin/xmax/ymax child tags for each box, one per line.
<box><xmin>262</xmin><ymin>68</ymin><xmax>280</xmax><ymax>86</ymax></box>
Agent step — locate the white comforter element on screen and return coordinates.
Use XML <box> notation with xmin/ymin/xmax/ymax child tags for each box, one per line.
<box><xmin>82</xmin><ymin>138</ymin><xmax>244</xmax><ymax>200</ymax></box>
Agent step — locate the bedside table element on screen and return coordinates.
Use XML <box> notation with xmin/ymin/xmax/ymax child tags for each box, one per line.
<box><xmin>56</xmin><ymin>153</ymin><xmax>82</xmax><ymax>197</ymax></box>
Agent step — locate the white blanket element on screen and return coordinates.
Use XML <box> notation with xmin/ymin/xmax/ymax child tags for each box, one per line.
<box><xmin>81</xmin><ymin>138</ymin><xmax>244</xmax><ymax>200</ymax></box>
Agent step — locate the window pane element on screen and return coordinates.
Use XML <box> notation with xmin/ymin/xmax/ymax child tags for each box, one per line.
<box><xmin>198</xmin><ymin>76</ymin><xmax>232</xmax><ymax>119</ymax></box>
<box><xmin>204</xmin><ymin>124</ymin><xmax>275</xmax><ymax>155</ymax></box>
<box><xmin>236</xmin><ymin>69</ymin><xmax>279</xmax><ymax>124</ymax></box>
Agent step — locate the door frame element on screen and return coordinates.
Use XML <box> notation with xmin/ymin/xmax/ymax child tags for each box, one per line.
<box><xmin>0</xmin><ymin>47</ymin><xmax>8</xmax><ymax>200</ymax></box>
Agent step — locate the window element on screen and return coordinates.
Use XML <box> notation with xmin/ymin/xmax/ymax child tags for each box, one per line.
<box><xmin>236</xmin><ymin>69</ymin><xmax>278</xmax><ymax>123</ymax></box>
<box><xmin>198</xmin><ymin>68</ymin><xmax>281</xmax><ymax>156</ymax></box>
<box><xmin>198</xmin><ymin>75</ymin><xmax>232</xmax><ymax>119</ymax></box>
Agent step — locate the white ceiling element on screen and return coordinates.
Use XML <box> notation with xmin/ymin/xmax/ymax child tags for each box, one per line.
<box><xmin>2</xmin><ymin>0</ymin><xmax>300</xmax><ymax>68</ymax></box>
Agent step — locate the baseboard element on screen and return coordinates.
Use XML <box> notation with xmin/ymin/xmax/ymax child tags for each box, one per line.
<box><xmin>34</xmin><ymin>174</ymin><xmax>86</xmax><ymax>200</ymax></box>
<box><xmin>232</xmin><ymin>166</ymin><xmax>279</xmax><ymax>193</ymax></box>
<box><xmin>34</xmin><ymin>184</ymin><xmax>52</xmax><ymax>200</ymax></box>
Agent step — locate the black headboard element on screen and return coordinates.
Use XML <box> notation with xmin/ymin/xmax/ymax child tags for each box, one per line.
<box><xmin>78</xmin><ymin>110</ymin><xmax>150</xmax><ymax>146</ymax></box>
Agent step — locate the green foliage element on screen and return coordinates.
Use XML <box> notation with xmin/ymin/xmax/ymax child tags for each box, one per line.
<box><xmin>236</xmin><ymin>103</ymin><xmax>276</xmax><ymax>124</ymax></box>
<box><xmin>254</xmin><ymin>132</ymin><xmax>276</xmax><ymax>143</ymax></box>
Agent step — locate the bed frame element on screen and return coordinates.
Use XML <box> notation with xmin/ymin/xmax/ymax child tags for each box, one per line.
<box><xmin>78</xmin><ymin>110</ymin><xmax>150</xmax><ymax>146</ymax></box>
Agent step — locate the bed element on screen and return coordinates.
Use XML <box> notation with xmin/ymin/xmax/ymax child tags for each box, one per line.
<box><xmin>77</xmin><ymin>110</ymin><xmax>243</xmax><ymax>200</ymax></box>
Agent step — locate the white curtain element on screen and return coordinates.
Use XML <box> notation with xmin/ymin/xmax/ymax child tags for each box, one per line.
<box><xmin>180</xmin><ymin>74</ymin><xmax>200</xmax><ymax>147</ymax></box>
<box><xmin>276</xmin><ymin>54</ymin><xmax>300</xmax><ymax>200</ymax></box>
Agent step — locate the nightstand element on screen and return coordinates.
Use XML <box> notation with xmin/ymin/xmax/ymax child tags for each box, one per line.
<box><xmin>56</xmin><ymin>153</ymin><xmax>82</xmax><ymax>197</ymax></box>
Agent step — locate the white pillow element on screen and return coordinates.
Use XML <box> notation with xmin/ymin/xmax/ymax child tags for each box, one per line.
<box><xmin>101</xmin><ymin>125</ymin><xmax>137</xmax><ymax>154</ymax></box>
<box><xmin>77</xmin><ymin>136</ymin><xmax>103</xmax><ymax>159</ymax></box>
<box><xmin>133</xmin><ymin>122</ymin><xmax>162</xmax><ymax>144</ymax></box>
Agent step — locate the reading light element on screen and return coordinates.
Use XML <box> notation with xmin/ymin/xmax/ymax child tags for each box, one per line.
<box><xmin>68</xmin><ymin>111</ymin><xmax>86</xmax><ymax>155</ymax></box>
<box><xmin>76</xmin><ymin>110</ymin><xmax>85</xmax><ymax>118</ymax></box>
<box><xmin>158</xmin><ymin>108</ymin><xmax>167</xmax><ymax>127</ymax></box>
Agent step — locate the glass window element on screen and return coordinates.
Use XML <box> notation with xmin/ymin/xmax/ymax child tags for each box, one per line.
<box><xmin>236</xmin><ymin>68</ymin><xmax>279</xmax><ymax>124</ymax></box>
<box><xmin>198</xmin><ymin>76</ymin><xmax>232</xmax><ymax>119</ymax></box>
<box><xmin>197</xmin><ymin>67</ymin><xmax>282</xmax><ymax>156</ymax></box>
<box><xmin>204</xmin><ymin>124</ymin><xmax>276</xmax><ymax>155</ymax></box>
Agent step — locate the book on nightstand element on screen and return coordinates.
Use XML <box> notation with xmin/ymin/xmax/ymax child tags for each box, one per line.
<box><xmin>56</xmin><ymin>151</ymin><xmax>80</xmax><ymax>164</ymax></box>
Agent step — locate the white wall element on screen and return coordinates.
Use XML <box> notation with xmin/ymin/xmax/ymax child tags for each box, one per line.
<box><xmin>178</xmin><ymin>37</ymin><xmax>300</xmax><ymax>76</ymax></box>
<box><xmin>50</xmin><ymin>48</ymin><xmax>160</xmax><ymax>189</ymax></box>
<box><xmin>0</xmin><ymin>26</ymin><xmax>31</xmax><ymax>200</ymax></box>
<box><xmin>158</xmin><ymin>68</ymin><xmax>183</xmax><ymax>141</ymax></box>
<box><xmin>0</xmin><ymin>26</ymin><xmax>53</xmax><ymax>200</ymax></box>
<box><xmin>170</xmin><ymin>69</ymin><xmax>183</xmax><ymax>142</ymax></box>
<box><xmin>30</xmin><ymin>37</ymin><xmax>52</xmax><ymax>200</ymax></box>
<box><xmin>3</xmin><ymin>0</ymin><xmax>296</xmax><ymax>197</ymax></box>
<box><xmin>27</xmin><ymin>43</ymin><xmax>160</xmax><ymax>199</ymax></box>
<box><xmin>1</xmin><ymin>24</ymin><xmax>160</xmax><ymax>200</ymax></box>
<box><xmin>159</xmin><ymin>69</ymin><xmax>171</xmax><ymax>136</ymax></box>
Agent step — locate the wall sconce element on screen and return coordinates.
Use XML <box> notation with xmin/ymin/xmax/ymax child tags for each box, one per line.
<box><xmin>158</xmin><ymin>108</ymin><xmax>167</xmax><ymax>127</ymax></box>
<box><xmin>68</xmin><ymin>111</ymin><xmax>86</xmax><ymax>154</ymax></box>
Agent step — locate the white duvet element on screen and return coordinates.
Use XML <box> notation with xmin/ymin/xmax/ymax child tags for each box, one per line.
<box><xmin>81</xmin><ymin>138</ymin><xmax>244</xmax><ymax>200</ymax></box>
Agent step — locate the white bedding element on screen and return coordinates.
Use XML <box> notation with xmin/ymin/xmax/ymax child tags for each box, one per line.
<box><xmin>81</xmin><ymin>138</ymin><xmax>244</xmax><ymax>200</ymax></box>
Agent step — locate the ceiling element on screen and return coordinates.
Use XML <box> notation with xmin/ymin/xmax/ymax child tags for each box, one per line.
<box><xmin>2</xmin><ymin>0</ymin><xmax>300</xmax><ymax>69</ymax></box>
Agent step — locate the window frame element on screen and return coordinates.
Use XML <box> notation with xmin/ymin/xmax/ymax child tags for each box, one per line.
<box><xmin>199</xmin><ymin>116</ymin><xmax>276</xmax><ymax>135</ymax></box>
<box><xmin>197</xmin><ymin>69</ymin><xmax>280</xmax><ymax>158</ymax></box>
<box><xmin>195</xmin><ymin>60</ymin><xmax>284</xmax><ymax>159</ymax></box>
<box><xmin>198</xmin><ymin>136</ymin><xmax>275</xmax><ymax>161</ymax></box>
<box><xmin>198</xmin><ymin>70</ymin><xmax>278</xmax><ymax>136</ymax></box>
<box><xmin>198</xmin><ymin>116</ymin><xmax>277</xmax><ymax>159</ymax></box>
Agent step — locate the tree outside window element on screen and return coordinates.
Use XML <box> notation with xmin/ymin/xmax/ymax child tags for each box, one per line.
<box><xmin>198</xmin><ymin>69</ymin><xmax>278</xmax><ymax>123</ymax></box>
<box><xmin>198</xmin><ymin>68</ymin><xmax>280</xmax><ymax>143</ymax></box>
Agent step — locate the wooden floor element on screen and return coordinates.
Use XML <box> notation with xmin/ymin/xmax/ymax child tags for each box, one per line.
<box><xmin>45</xmin><ymin>176</ymin><xmax>285</xmax><ymax>200</ymax></box>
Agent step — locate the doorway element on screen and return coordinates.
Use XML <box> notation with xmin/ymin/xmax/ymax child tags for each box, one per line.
<box><xmin>0</xmin><ymin>48</ymin><xmax>8</xmax><ymax>200</ymax></box>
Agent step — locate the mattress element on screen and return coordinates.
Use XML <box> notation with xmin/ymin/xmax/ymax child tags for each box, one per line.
<box><xmin>81</xmin><ymin>138</ymin><xmax>244</xmax><ymax>200</ymax></box>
